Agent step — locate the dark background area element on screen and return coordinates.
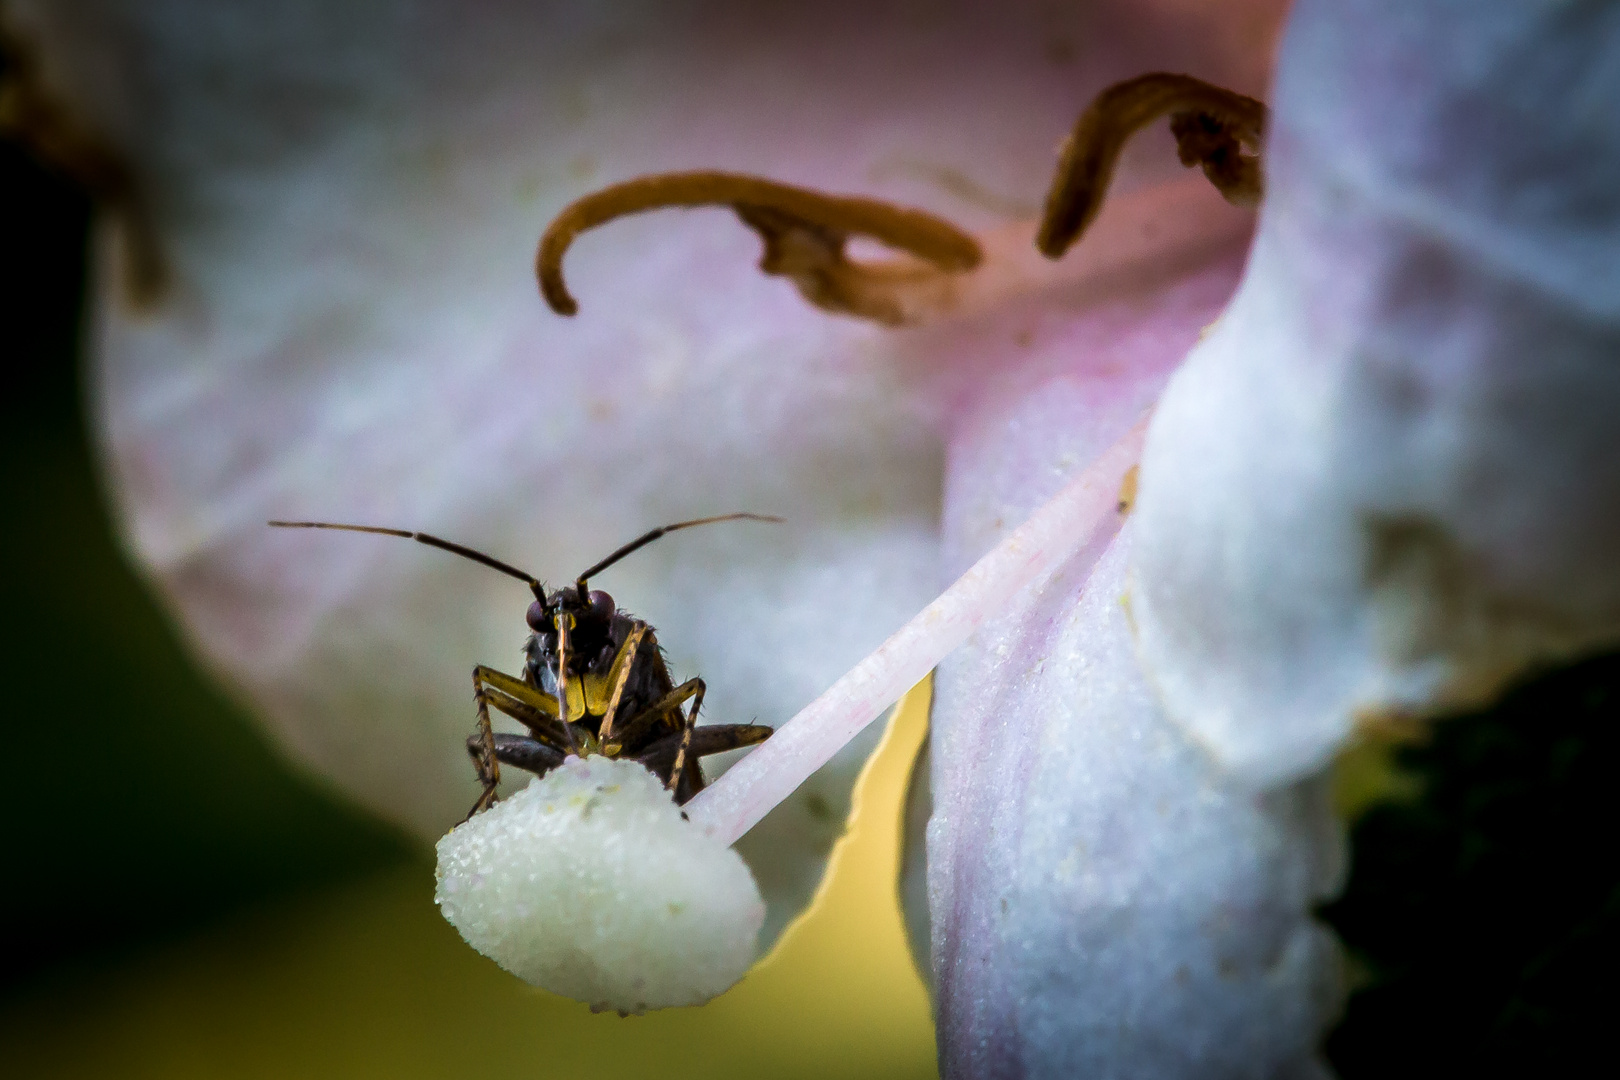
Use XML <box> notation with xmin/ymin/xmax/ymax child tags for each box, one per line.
<box><xmin>2</xmin><ymin>124</ymin><xmax>1614</xmax><ymax>1070</ymax></box>
<box><xmin>0</xmin><ymin>135</ymin><xmax>412</xmax><ymax>996</ymax></box>
<box><xmin>1323</xmin><ymin>654</ymin><xmax>1620</xmax><ymax>1076</ymax></box>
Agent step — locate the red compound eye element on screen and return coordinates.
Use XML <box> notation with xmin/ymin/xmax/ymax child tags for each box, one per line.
<box><xmin>588</xmin><ymin>590</ymin><xmax>615</xmax><ymax>619</ymax></box>
<box><xmin>525</xmin><ymin>600</ymin><xmax>548</xmax><ymax>632</ymax></box>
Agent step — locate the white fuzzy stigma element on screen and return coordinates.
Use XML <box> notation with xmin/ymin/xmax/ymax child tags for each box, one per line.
<box><xmin>434</xmin><ymin>756</ymin><xmax>765</xmax><ymax>1013</ymax></box>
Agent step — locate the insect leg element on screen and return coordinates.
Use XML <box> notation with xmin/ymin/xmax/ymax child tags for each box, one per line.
<box><xmin>553</xmin><ymin>612</ymin><xmax>581</xmax><ymax>755</ymax></box>
<box><xmin>477</xmin><ymin>731</ymin><xmax>567</xmax><ymax>778</ymax></box>
<box><xmin>480</xmin><ymin>690</ymin><xmax>574</xmax><ymax>753</ymax></box>
<box><xmin>633</xmin><ymin>717</ymin><xmax>768</xmax><ymax>804</ymax></box>
<box><xmin>686</xmin><ymin>723</ymin><xmax>773</xmax><ymax>757</ymax></box>
<box><xmin>632</xmin><ymin>723</ymin><xmax>773</xmax><ymax>769</ymax></box>
<box><xmin>607</xmin><ymin>677</ymin><xmax>703</xmax><ymax>752</ymax></box>
<box><xmin>466</xmin><ymin>666</ymin><xmax>503</xmax><ymax>820</ymax></box>
<box><xmin>665</xmin><ymin>682</ymin><xmax>704</xmax><ymax>797</ymax></box>
<box><xmin>597</xmin><ymin>623</ymin><xmax>650</xmax><ymax>743</ymax></box>
<box><xmin>474</xmin><ymin>665</ymin><xmax>575</xmax><ymax>749</ymax></box>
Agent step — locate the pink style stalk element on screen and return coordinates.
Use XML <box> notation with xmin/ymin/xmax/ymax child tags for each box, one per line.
<box><xmin>687</xmin><ymin>421</ymin><xmax>1144</xmax><ymax>845</ymax></box>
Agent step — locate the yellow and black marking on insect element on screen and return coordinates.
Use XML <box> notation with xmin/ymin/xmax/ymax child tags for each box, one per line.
<box><xmin>269</xmin><ymin>514</ymin><xmax>779</xmax><ymax>819</ymax></box>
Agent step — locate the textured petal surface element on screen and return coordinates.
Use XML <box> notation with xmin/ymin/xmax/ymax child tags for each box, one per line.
<box><xmin>931</xmin><ymin>528</ymin><xmax>1343</xmax><ymax>1079</ymax></box>
<box><xmin>1133</xmin><ymin>0</ymin><xmax>1620</xmax><ymax>785</ymax></box>
<box><xmin>14</xmin><ymin>0</ymin><xmax>1283</xmax><ymax>946</ymax></box>
<box><xmin>923</xmin><ymin>247</ymin><xmax>1345</xmax><ymax>1077</ymax></box>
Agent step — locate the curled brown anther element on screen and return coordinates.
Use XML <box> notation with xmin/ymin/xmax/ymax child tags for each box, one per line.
<box><xmin>537</xmin><ymin>171</ymin><xmax>982</xmax><ymax>325</ymax></box>
<box><xmin>1038</xmin><ymin>73</ymin><xmax>1267</xmax><ymax>260</ymax></box>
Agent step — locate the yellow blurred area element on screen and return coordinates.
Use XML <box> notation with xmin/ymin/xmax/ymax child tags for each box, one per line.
<box><xmin>1</xmin><ymin>684</ymin><xmax>937</xmax><ymax>1080</ymax></box>
<box><xmin>1329</xmin><ymin>725</ymin><xmax>1426</xmax><ymax>821</ymax></box>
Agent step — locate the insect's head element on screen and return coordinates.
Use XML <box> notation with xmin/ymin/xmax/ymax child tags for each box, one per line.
<box><xmin>526</xmin><ymin>584</ymin><xmax>616</xmax><ymax>636</ymax></box>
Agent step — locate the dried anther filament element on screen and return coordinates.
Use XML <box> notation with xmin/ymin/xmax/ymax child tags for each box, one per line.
<box><xmin>537</xmin><ymin>170</ymin><xmax>983</xmax><ymax>325</ymax></box>
<box><xmin>1038</xmin><ymin>72</ymin><xmax>1268</xmax><ymax>260</ymax></box>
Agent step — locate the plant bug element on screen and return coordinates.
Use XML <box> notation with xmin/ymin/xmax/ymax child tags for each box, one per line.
<box><xmin>268</xmin><ymin>514</ymin><xmax>780</xmax><ymax>819</ymax></box>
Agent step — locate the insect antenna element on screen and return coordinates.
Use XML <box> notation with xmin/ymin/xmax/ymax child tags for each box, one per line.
<box><xmin>269</xmin><ymin>520</ymin><xmax>546</xmax><ymax>601</ymax></box>
<box><xmin>572</xmin><ymin>512</ymin><xmax>783</xmax><ymax>596</ymax></box>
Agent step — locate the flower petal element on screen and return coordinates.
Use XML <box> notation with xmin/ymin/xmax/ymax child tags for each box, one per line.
<box><xmin>1133</xmin><ymin>0</ymin><xmax>1620</xmax><ymax>785</ymax></box>
<box><xmin>13</xmin><ymin>0</ymin><xmax>1288</xmax><ymax>947</ymax></box>
<box><xmin>921</xmin><ymin>241</ymin><xmax>1343</xmax><ymax>1074</ymax></box>
<box><xmin>930</xmin><ymin>526</ymin><xmax>1344</xmax><ymax>1078</ymax></box>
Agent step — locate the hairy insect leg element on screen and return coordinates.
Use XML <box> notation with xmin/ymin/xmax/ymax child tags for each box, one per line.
<box><xmin>691</xmin><ymin>723</ymin><xmax>773</xmax><ymax>755</ymax></box>
<box><xmin>553</xmin><ymin>612</ymin><xmax>581</xmax><ymax>754</ymax></box>
<box><xmin>480</xmin><ymin>686</ymin><xmax>565</xmax><ymax>746</ymax></box>
<box><xmin>665</xmin><ymin>682</ymin><xmax>705</xmax><ymax>797</ymax></box>
<box><xmin>608</xmin><ymin>677</ymin><xmax>704</xmax><ymax>752</ymax></box>
<box><xmin>474</xmin><ymin>731</ymin><xmax>567</xmax><ymax>779</ymax></box>
<box><xmin>635</xmin><ymin>724</ymin><xmax>773</xmax><ymax>765</ymax></box>
<box><xmin>597</xmin><ymin>623</ymin><xmax>650</xmax><ymax>743</ymax></box>
<box><xmin>634</xmin><ymin>720</ymin><xmax>771</xmax><ymax>803</ymax></box>
<box><xmin>473</xmin><ymin>664</ymin><xmax>576</xmax><ymax>749</ymax></box>
<box><xmin>466</xmin><ymin>666</ymin><xmax>503</xmax><ymax>820</ymax></box>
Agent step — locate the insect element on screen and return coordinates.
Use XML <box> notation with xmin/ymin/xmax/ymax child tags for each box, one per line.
<box><xmin>269</xmin><ymin>514</ymin><xmax>779</xmax><ymax>819</ymax></box>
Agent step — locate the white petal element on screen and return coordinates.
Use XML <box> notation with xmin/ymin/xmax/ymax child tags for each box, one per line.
<box><xmin>930</xmin><ymin>527</ymin><xmax>1344</xmax><ymax>1078</ymax></box>
<box><xmin>921</xmin><ymin>243</ymin><xmax>1343</xmax><ymax>1073</ymax></box>
<box><xmin>1133</xmin><ymin>0</ymin><xmax>1620</xmax><ymax>784</ymax></box>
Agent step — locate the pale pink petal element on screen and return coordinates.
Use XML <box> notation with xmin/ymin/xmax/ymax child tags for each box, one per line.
<box><xmin>917</xmin><ymin>241</ymin><xmax>1344</xmax><ymax>1075</ymax></box>
<box><xmin>13</xmin><ymin>0</ymin><xmax>1285</xmax><ymax>947</ymax></box>
<box><xmin>934</xmin><ymin>526</ymin><xmax>1343</xmax><ymax>1078</ymax></box>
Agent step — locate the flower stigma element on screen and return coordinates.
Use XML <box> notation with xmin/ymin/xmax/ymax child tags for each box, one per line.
<box><xmin>436</xmin><ymin>755</ymin><xmax>765</xmax><ymax>1016</ymax></box>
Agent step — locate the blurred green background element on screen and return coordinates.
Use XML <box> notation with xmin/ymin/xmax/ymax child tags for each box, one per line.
<box><xmin>5</xmin><ymin>111</ymin><xmax>1618</xmax><ymax>1077</ymax></box>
